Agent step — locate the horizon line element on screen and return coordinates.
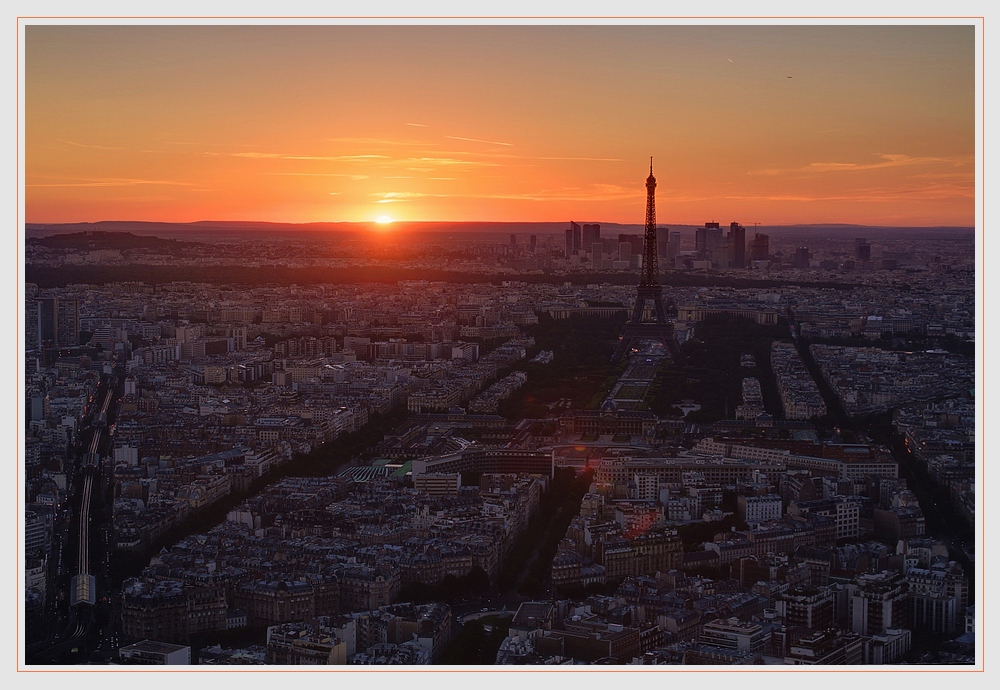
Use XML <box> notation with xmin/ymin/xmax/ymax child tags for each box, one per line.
<box><xmin>23</xmin><ymin>219</ymin><xmax>977</xmax><ymax>230</ymax></box>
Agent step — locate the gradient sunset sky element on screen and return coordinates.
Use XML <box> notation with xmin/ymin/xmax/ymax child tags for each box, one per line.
<box><xmin>24</xmin><ymin>23</ymin><xmax>975</xmax><ymax>226</ymax></box>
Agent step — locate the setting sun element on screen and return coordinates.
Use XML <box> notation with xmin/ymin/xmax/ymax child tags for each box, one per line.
<box><xmin>374</xmin><ymin>216</ymin><xmax>394</xmax><ymax>225</ymax></box>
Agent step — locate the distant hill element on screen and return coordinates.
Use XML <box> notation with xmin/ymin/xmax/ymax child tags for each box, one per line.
<box><xmin>26</xmin><ymin>230</ymin><xmax>202</xmax><ymax>250</ymax></box>
<box><xmin>25</xmin><ymin>220</ymin><xmax>597</xmax><ymax>239</ymax></box>
<box><xmin>25</xmin><ymin>220</ymin><xmax>974</xmax><ymax>242</ymax></box>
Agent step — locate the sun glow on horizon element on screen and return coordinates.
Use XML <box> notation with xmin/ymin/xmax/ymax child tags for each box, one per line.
<box><xmin>374</xmin><ymin>215</ymin><xmax>394</xmax><ymax>225</ymax></box>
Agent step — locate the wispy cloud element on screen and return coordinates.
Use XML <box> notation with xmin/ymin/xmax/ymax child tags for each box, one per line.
<box><xmin>328</xmin><ymin>137</ymin><xmax>429</xmax><ymax>146</ymax></box>
<box><xmin>405</xmin><ymin>122</ymin><xmax>428</xmax><ymax>127</ymax></box>
<box><xmin>428</xmin><ymin>149</ymin><xmax>619</xmax><ymax>163</ymax></box>
<box><xmin>103</xmin><ymin>195</ymin><xmax>173</xmax><ymax>202</ymax></box>
<box><xmin>206</xmin><ymin>146</ymin><xmax>618</xmax><ymax>169</ymax></box>
<box><xmin>908</xmin><ymin>171</ymin><xmax>975</xmax><ymax>181</ymax></box>
<box><xmin>488</xmin><ymin>184</ymin><xmax>642</xmax><ymax>203</ymax></box>
<box><xmin>535</xmin><ymin>156</ymin><xmax>623</xmax><ymax>162</ymax></box>
<box><xmin>163</xmin><ymin>141</ymin><xmax>266</xmax><ymax>148</ymax></box>
<box><xmin>26</xmin><ymin>177</ymin><xmax>195</xmax><ymax>188</ymax></box>
<box><xmin>262</xmin><ymin>172</ymin><xmax>369</xmax><ymax>180</ymax></box>
<box><xmin>717</xmin><ymin>185</ymin><xmax>975</xmax><ymax>203</ymax></box>
<box><xmin>373</xmin><ymin>192</ymin><xmax>439</xmax><ymax>202</ymax></box>
<box><xmin>748</xmin><ymin>153</ymin><xmax>970</xmax><ymax>176</ymax></box>
<box><xmin>54</xmin><ymin>139</ymin><xmax>120</xmax><ymax>150</ymax></box>
<box><xmin>445</xmin><ymin>135</ymin><xmax>514</xmax><ymax>147</ymax></box>
<box><xmin>207</xmin><ymin>152</ymin><xmax>388</xmax><ymax>161</ymax></box>
<box><xmin>804</xmin><ymin>154</ymin><xmax>948</xmax><ymax>173</ymax></box>
<box><xmin>403</xmin><ymin>157</ymin><xmax>500</xmax><ymax>167</ymax></box>
<box><xmin>370</xmin><ymin>183</ymin><xmax>643</xmax><ymax>204</ymax></box>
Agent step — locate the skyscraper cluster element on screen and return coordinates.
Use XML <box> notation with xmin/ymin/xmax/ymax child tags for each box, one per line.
<box><xmin>565</xmin><ymin>221</ymin><xmax>601</xmax><ymax>257</ymax></box>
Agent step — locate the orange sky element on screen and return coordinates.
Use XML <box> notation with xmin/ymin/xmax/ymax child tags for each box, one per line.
<box><xmin>23</xmin><ymin>24</ymin><xmax>976</xmax><ymax>226</ymax></box>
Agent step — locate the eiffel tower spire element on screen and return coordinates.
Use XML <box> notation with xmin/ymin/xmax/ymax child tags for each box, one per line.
<box><xmin>641</xmin><ymin>157</ymin><xmax>660</xmax><ymax>289</ymax></box>
<box><xmin>613</xmin><ymin>159</ymin><xmax>678</xmax><ymax>361</ymax></box>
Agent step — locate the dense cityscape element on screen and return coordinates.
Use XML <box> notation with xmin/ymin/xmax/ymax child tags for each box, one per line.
<box><xmin>22</xmin><ymin>212</ymin><xmax>976</xmax><ymax>666</ymax></box>
<box><xmin>19</xmin><ymin>21</ymin><xmax>980</xmax><ymax>674</ymax></box>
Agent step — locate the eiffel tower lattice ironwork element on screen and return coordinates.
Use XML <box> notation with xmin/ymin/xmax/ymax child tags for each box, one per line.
<box><xmin>612</xmin><ymin>158</ymin><xmax>680</xmax><ymax>361</ymax></box>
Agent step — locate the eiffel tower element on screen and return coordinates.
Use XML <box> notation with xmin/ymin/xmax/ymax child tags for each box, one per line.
<box><xmin>612</xmin><ymin>159</ymin><xmax>679</xmax><ymax>361</ymax></box>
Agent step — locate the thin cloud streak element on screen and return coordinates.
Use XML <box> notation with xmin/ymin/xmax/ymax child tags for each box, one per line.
<box><xmin>718</xmin><ymin>187</ymin><xmax>974</xmax><ymax>203</ymax></box>
<box><xmin>102</xmin><ymin>195</ymin><xmax>173</xmax><ymax>202</ymax></box>
<box><xmin>370</xmin><ymin>184</ymin><xmax>643</xmax><ymax>204</ymax></box>
<box><xmin>327</xmin><ymin>137</ymin><xmax>430</xmax><ymax>146</ymax></box>
<box><xmin>262</xmin><ymin>172</ymin><xmax>370</xmax><ymax>180</ymax></box>
<box><xmin>909</xmin><ymin>171</ymin><xmax>976</xmax><ymax>181</ymax></box>
<box><xmin>209</xmin><ymin>152</ymin><xmax>389</xmax><ymax>161</ymax></box>
<box><xmin>54</xmin><ymin>139</ymin><xmax>121</xmax><ymax>150</ymax></box>
<box><xmin>535</xmin><ymin>156</ymin><xmax>623</xmax><ymax>162</ymax></box>
<box><xmin>26</xmin><ymin>177</ymin><xmax>197</xmax><ymax>188</ymax></box>
<box><xmin>373</xmin><ymin>192</ymin><xmax>434</xmax><ymax>200</ymax></box>
<box><xmin>445</xmin><ymin>135</ymin><xmax>514</xmax><ymax>147</ymax></box>
<box><xmin>402</xmin><ymin>157</ymin><xmax>500</xmax><ymax>167</ymax></box>
<box><xmin>428</xmin><ymin>149</ymin><xmax>620</xmax><ymax>163</ymax></box>
<box><xmin>208</xmin><ymin>151</ymin><xmax>518</xmax><ymax>169</ymax></box>
<box><xmin>805</xmin><ymin>155</ymin><xmax>949</xmax><ymax>173</ymax></box>
<box><xmin>748</xmin><ymin>153</ymin><xmax>971</xmax><ymax>176</ymax></box>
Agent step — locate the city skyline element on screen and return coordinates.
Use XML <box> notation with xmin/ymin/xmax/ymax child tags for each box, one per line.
<box><xmin>25</xmin><ymin>23</ymin><xmax>975</xmax><ymax>227</ymax></box>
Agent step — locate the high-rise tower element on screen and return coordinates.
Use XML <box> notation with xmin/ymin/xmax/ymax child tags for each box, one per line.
<box><xmin>750</xmin><ymin>232</ymin><xmax>770</xmax><ymax>261</ymax></box>
<box><xmin>33</xmin><ymin>297</ymin><xmax>79</xmax><ymax>349</ymax></box>
<box><xmin>565</xmin><ymin>221</ymin><xmax>582</xmax><ymax>256</ymax></box>
<box><xmin>613</xmin><ymin>159</ymin><xmax>679</xmax><ymax>361</ymax></box>
<box><xmin>582</xmin><ymin>223</ymin><xmax>601</xmax><ymax>248</ymax></box>
<box><xmin>729</xmin><ymin>221</ymin><xmax>746</xmax><ymax>268</ymax></box>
